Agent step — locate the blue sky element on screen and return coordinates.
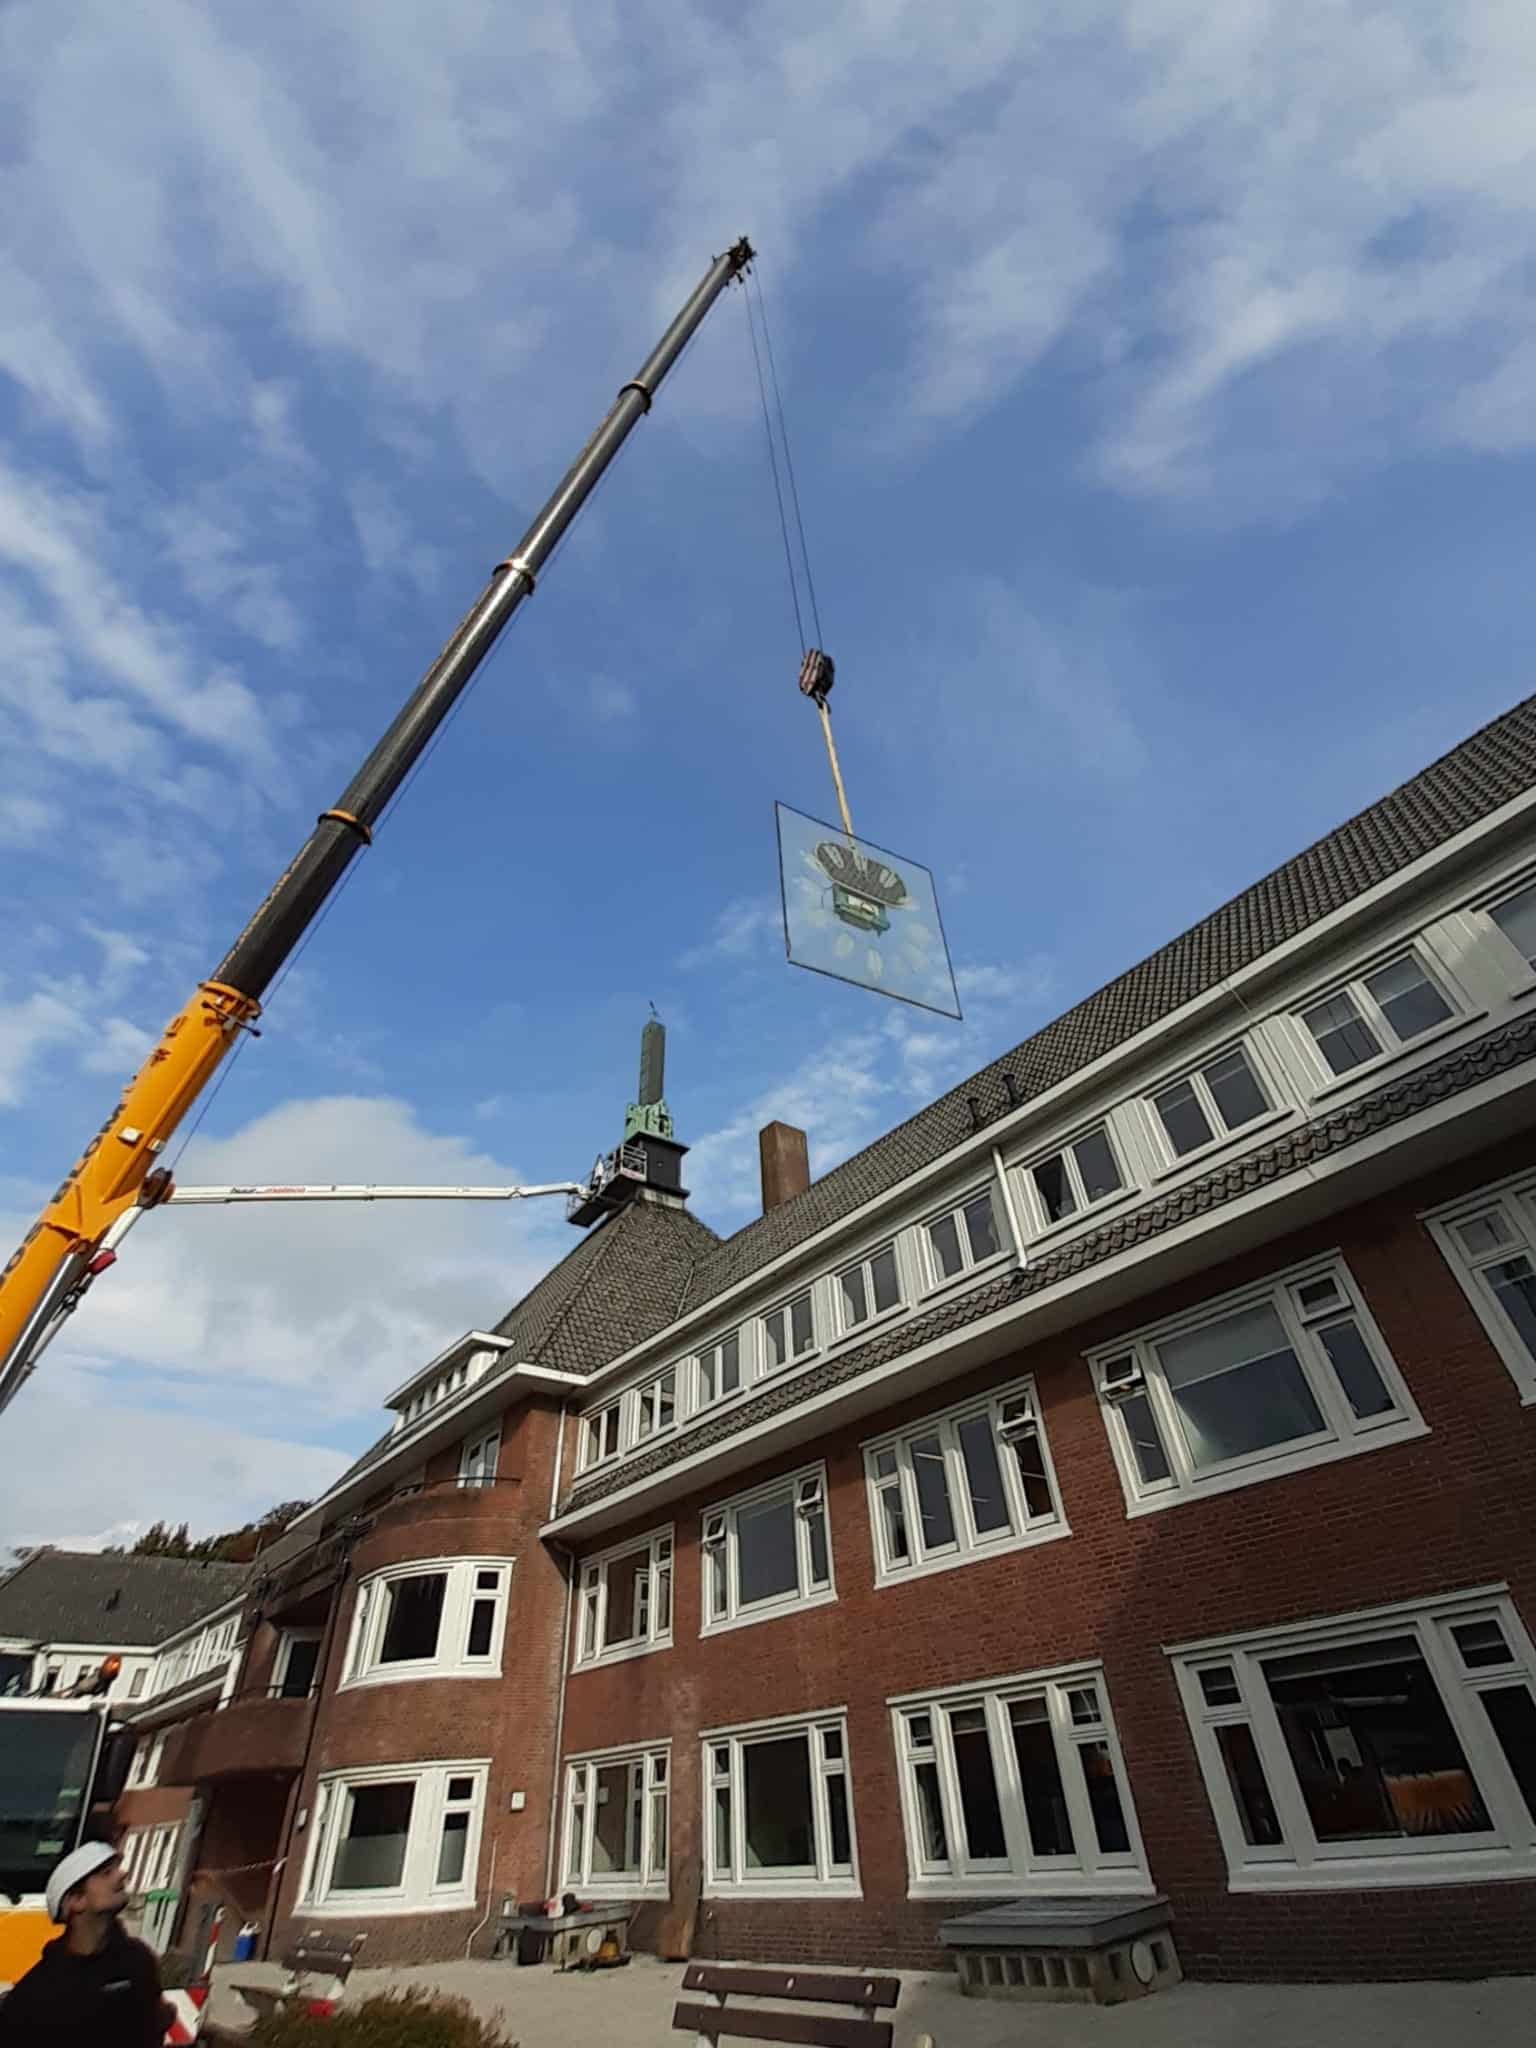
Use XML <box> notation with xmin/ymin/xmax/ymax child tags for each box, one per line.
<box><xmin>3</xmin><ymin>1</ymin><xmax>1535</xmax><ymax>1550</ymax></box>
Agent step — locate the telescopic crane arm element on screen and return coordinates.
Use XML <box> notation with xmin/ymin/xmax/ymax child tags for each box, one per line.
<box><xmin>0</xmin><ymin>236</ymin><xmax>754</xmax><ymax>1419</ymax></box>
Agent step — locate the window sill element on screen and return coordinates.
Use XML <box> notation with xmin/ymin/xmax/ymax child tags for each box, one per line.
<box><xmin>338</xmin><ymin>1664</ymin><xmax>502</xmax><ymax>1691</ymax></box>
<box><xmin>1026</xmin><ymin>1185</ymin><xmax>1141</xmax><ymax>1246</ymax></box>
<box><xmin>701</xmin><ymin>1586</ymin><xmax>839</xmax><ymax>1640</ymax></box>
<box><xmin>907</xmin><ymin>1873</ymin><xmax>1155</xmax><ymax>1902</ymax></box>
<box><xmin>572</xmin><ymin>1636</ymin><xmax>673</xmax><ymax>1675</ymax></box>
<box><xmin>918</xmin><ymin>1251</ymin><xmax>1014</xmax><ymax>1308</ymax></box>
<box><xmin>1150</xmin><ymin>1105</ymin><xmax>1294</xmax><ymax>1183</ymax></box>
<box><xmin>568</xmin><ymin>1880</ymin><xmax>670</xmax><ymax>1901</ymax></box>
<box><xmin>703</xmin><ymin>1881</ymin><xmax>862</xmax><ymax>1902</ymax></box>
<box><xmin>829</xmin><ymin>1302</ymin><xmax>906</xmax><ymax>1351</ymax></box>
<box><xmin>874</xmin><ymin>1519</ymin><xmax>1071</xmax><ymax>1590</ymax></box>
<box><xmin>1308</xmin><ymin>1008</ymin><xmax>1489</xmax><ymax>1104</ymax></box>
<box><xmin>758</xmin><ymin>1347</ymin><xmax>823</xmax><ymax>1384</ymax></box>
<box><xmin>1122</xmin><ymin>1417</ymin><xmax>1429</xmax><ymax>1517</ymax></box>
<box><xmin>300</xmin><ymin>1895</ymin><xmax>476</xmax><ymax>1918</ymax></box>
<box><xmin>1227</xmin><ymin>1847</ymin><xmax>1536</xmax><ymax>1894</ymax></box>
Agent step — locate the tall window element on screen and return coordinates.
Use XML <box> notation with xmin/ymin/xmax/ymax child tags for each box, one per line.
<box><xmin>761</xmin><ymin>1292</ymin><xmax>816</xmax><ymax>1373</ymax></box>
<box><xmin>836</xmin><ymin>1246</ymin><xmax>901</xmax><ymax>1332</ymax></box>
<box><xmin>458</xmin><ymin>1429</ymin><xmax>499</xmax><ymax>1488</ymax></box>
<box><xmin>1426</xmin><ymin>1178</ymin><xmax>1536</xmax><ymax>1403</ymax></box>
<box><xmin>695</xmin><ymin>1331</ymin><xmax>743</xmax><ymax>1409</ymax></box>
<box><xmin>922</xmin><ymin>1189</ymin><xmax>1003</xmax><ymax>1287</ymax></box>
<box><xmin>1091</xmin><ymin>1258</ymin><xmax>1421</xmax><ymax>1510</ymax></box>
<box><xmin>1173</xmin><ymin>1593</ymin><xmax>1536</xmax><ymax>1890</ymax></box>
<box><xmin>575</xmin><ymin>1529</ymin><xmax>673</xmax><ymax>1667</ymax></box>
<box><xmin>704</xmin><ymin>1715</ymin><xmax>856</xmax><ymax>1894</ymax></box>
<box><xmin>864</xmin><ymin>1376</ymin><xmax>1063</xmax><ymax>1584</ymax></box>
<box><xmin>893</xmin><ymin>1667</ymin><xmax>1146</xmax><ymax>1895</ymax></box>
<box><xmin>562</xmin><ymin>1748</ymin><xmax>669</xmax><ymax>1893</ymax></box>
<box><xmin>1489</xmin><ymin>881</ymin><xmax>1536</xmax><ymax>971</ymax></box>
<box><xmin>633</xmin><ymin>1369</ymin><xmax>677</xmax><ymax>1442</ymax></box>
<box><xmin>343</xmin><ymin>1559</ymin><xmax>511</xmax><ymax>1686</ymax></box>
<box><xmin>579</xmin><ymin>1402</ymin><xmax>622</xmax><ymax>1471</ymax></box>
<box><xmin>273</xmin><ymin>1630</ymin><xmax>322</xmax><ymax>1700</ymax></box>
<box><xmin>1297</xmin><ymin>949</ymin><xmax>1455</xmax><ymax>1080</ymax></box>
<box><xmin>303</xmin><ymin>1762</ymin><xmax>488</xmax><ymax>1912</ymax></box>
<box><xmin>1150</xmin><ymin>1045</ymin><xmax>1270</xmax><ymax>1161</ymax></box>
<box><xmin>702</xmin><ymin>1467</ymin><xmax>833</xmax><ymax>1634</ymax></box>
<box><xmin>1022</xmin><ymin>1126</ymin><xmax>1124</xmax><ymax>1229</ymax></box>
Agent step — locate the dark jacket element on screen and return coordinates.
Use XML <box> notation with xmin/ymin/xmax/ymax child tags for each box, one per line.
<box><xmin>0</xmin><ymin>1922</ymin><xmax>166</xmax><ymax>2045</ymax></box>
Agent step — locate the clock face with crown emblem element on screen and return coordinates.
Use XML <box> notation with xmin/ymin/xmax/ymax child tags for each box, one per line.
<box><xmin>774</xmin><ymin>801</ymin><xmax>962</xmax><ymax>1018</ymax></box>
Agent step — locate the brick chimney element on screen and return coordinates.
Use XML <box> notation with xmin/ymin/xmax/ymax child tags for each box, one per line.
<box><xmin>759</xmin><ymin>1121</ymin><xmax>810</xmax><ymax>1212</ymax></box>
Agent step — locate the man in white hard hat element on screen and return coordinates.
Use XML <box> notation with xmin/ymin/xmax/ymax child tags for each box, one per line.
<box><xmin>0</xmin><ymin>1841</ymin><xmax>171</xmax><ymax>2044</ymax></box>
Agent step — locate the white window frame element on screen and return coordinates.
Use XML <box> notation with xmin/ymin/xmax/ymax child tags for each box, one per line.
<box><xmin>578</xmin><ymin>1401</ymin><xmax>623</xmax><ymax>1472</ymax></box>
<box><xmin>1089</xmin><ymin>1253</ymin><xmax>1425</xmax><ymax>1515</ymax></box>
<box><xmin>1015</xmin><ymin>1123</ymin><xmax>1130</xmax><ymax>1237</ymax></box>
<box><xmin>1482</xmin><ymin>875</ymin><xmax>1536</xmax><ymax>980</ymax></box>
<box><xmin>701</xmin><ymin>1464</ymin><xmax>835</xmax><ymax>1637</ymax></box>
<box><xmin>1171</xmin><ymin>1586</ymin><xmax>1536</xmax><ymax>1893</ymax></box>
<box><xmin>758</xmin><ymin>1288</ymin><xmax>818</xmax><ymax>1377</ymax></box>
<box><xmin>300</xmin><ymin>1759</ymin><xmax>489</xmax><ymax>1915</ymax></box>
<box><xmin>340</xmin><ymin>1557</ymin><xmax>512</xmax><ymax>1689</ymax></box>
<box><xmin>632</xmin><ymin>1367</ymin><xmax>678</xmax><ymax>1445</ymax></box>
<box><xmin>918</xmin><ymin>1185</ymin><xmax>1008</xmax><ymax>1295</ymax></box>
<box><xmin>890</xmin><ymin>1662</ymin><xmax>1150</xmax><ymax>1899</ymax></box>
<box><xmin>863</xmin><ymin>1373</ymin><xmax>1067</xmax><ymax>1586</ymax></box>
<box><xmin>693</xmin><ymin>1328</ymin><xmax>745</xmax><ymax>1412</ymax></box>
<box><xmin>560</xmin><ymin>1742</ymin><xmax>670</xmax><ymax>1896</ymax></box>
<box><xmin>127</xmin><ymin>1730</ymin><xmax>166</xmax><ymax>1789</ymax></box>
<box><xmin>272</xmin><ymin>1627</ymin><xmax>323</xmax><ymax>1700</ymax></box>
<box><xmin>1424</xmin><ymin>1172</ymin><xmax>1536</xmax><ymax>1404</ymax></box>
<box><xmin>573</xmin><ymin>1527</ymin><xmax>674</xmax><ymax>1669</ymax></box>
<box><xmin>1145</xmin><ymin>1040</ymin><xmax>1276</xmax><ymax>1169</ymax></box>
<box><xmin>458</xmin><ymin>1428</ymin><xmax>500</xmax><ymax>1489</ymax></box>
<box><xmin>833</xmin><ymin>1242</ymin><xmax>903</xmax><ymax>1338</ymax></box>
<box><xmin>1292</xmin><ymin>943</ymin><xmax>1463</xmax><ymax>1090</ymax></box>
<box><xmin>701</xmin><ymin>1709</ymin><xmax>859</xmax><ymax>1899</ymax></box>
<box><xmin>127</xmin><ymin>1666</ymin><xmax>147</xmax><ymax>1700</ymax></box>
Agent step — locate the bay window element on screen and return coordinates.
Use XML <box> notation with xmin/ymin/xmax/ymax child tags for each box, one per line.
<box><xmin>1173</xmin><ymin>1591</ymin><xmax>1536</xmax><ymax>1890</ymax></box>
<box><xmin>343</xmin><ymin>1558</ymin><xmax>511</xmax><ymax>1686</ymax></box>
<box><xmin>864</xmin><ymin>1375</ymin><xmax>1064</xmax><ymax>1584</ymax></box>
<box><xmin>704</xmin><ymin>1714</ymin><xmax>856</xmax><ymax>1894</ymax></box>
<box><xmin>893</xmin><ymin>1666</ymin><xmax>1147</xmax><ymax>1895</ymax></box>
<box><xmin>574</xmin><ymin>1528</ymin><xmax>673</xmax><ymax>1667</ymax></box>
<box><xmin>1091</xmin><ymin>1257</ymin><xmax>1422</xmax><ymax>1511</ymax></box>
<box><xmin>702</xmin><ymin>1466</ymin><xmax>833</xmax><ymax>1634</ymax></box>
<box><xmin>562</xmin><ymin>1747</ymin><xmax>669</xmax><ymax>1893</ymax></box>
<box><xmin>302</xmin><ymin>1761</ymin><xmax>488</xmax><ymax>1913</ymax></box>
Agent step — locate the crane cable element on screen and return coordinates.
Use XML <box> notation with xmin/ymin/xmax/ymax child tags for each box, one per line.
<box><xmin>743</xmin><ymin>272</ymin><xmax>853</xmax><ymax>841</ymax></box>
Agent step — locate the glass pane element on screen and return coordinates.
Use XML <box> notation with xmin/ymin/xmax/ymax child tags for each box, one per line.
<box><xmin>379</xmin><ymin>1575</ymin><xmax>446</xmax><ymax>1664</ymax></box>
<box><xmin>655</xmin><ymin>1559</ymin><xmax>672</xmax><ymax>1633</ymax></box>
<box><xmin>790</xmin><ymin>1295</ymin><xmax>814</xmax><ymax>1354</ymax></box>
<box><xmin>280</xmin><ymin>1638</ymin><xmax>320</xmax><ymax>1699</ymax></box>
<box><xmin>1215</xmin><ymin>1724</ymin><xmax>1283</xmax><ymax>1846</ymax></box>
<box><xmin>1068</xmin><ymin>1686</ymin><xmax>1100</xmax><ymax>1726</ymax></box>
<box><xmin>1198</xmin><ymin>1665</ymin><xmax>1241</xmax><ymax>1707</ymax></box>
<box><xmin>1491</xmin><ymin>884</ymin><xmax>1536</xmax><ymax>967</ymax></box>
<box><xmin>1007</xmin><ymin>1431</ymin><xmax>1054</xmax><ymax>1519</ymax></box>
<box><xmin>591</xmin><ymin>1763</ymin><xmax>640</xmax><ymax>1875</ymax></box>
<box><xmin>720</xmin><ymin>1333</ymin><xmax>741</xmax><ymax>1394</ymax></box>
<box><xmin>1456</xmin><ymin>1211</ymin><xmax>1514</xmax><ymax>1258</ymax></box>
<box><xmin>1452</xmin><ymin>1620</ymin><xmax>1513</xmax><ymax>1670</ymax></box>
<box><xmin>1316</xmin><ymin>1318</ymin><xmax>1394</xmax><ymax>1419</ymax></box>
<box><xmin>1479</xmin><ymin>1686</ymin><xmax>1536</xmax><ymax>1821</ymax></box>
<box><xmin>1159</xmin><ymin>1304</ymin><xmax>1325</xmax><ymax>1467</ymax></box>
<box><xmin>840</xmin><ymin>1266</ymin><xmax>869</xmax><ymax>1325</ymax></box>
<box><xmin>872</xmin><ymin>1446</ymin><xmax>898</xmax><ymax>1478</ymax></box>
<box><xmin>963</xmin><ymin>1195</ymin><xmax>1001</xmax><ymax>1263</ymax></box>
<box><xmin>913</xmin><ymin>1759</ymin><xmax>948</xmax><ymax>1862</ymax></box>
<box><xmin>604</xmin><ymin>1549</ymin><xmax>650</xmax><ymax>1648</ymax></box>
<box><xmin>1077</xmin><ymin>1740</ymin><xmax>1130</xmax><ymax>1853</ymax></box>
<box><xmin>713</xmin><ymin>1784</ymin><xmax>732</xmax><ymax>1875</ymax></box>
<box><xmin>436</xmin><ymin>1810</ymin><xmax>469</xmax><ymax>1886</ymax></box>
<box><xmin>957</xmin><ymin>1414</ymin><xmax>1011</xmax><ymax>1535</ymax></box>
<box><xmin>826</xmin><ymin>1772</ymin><xmax>852</xmax><ymax>1868</ymax></box>
<box><xmin>1488</xmin><ymin>1257</ymin><xmax>1536</xmax><ymax>1360</ymax></box>
<box><xmin>1365</xmin><ymin>955</ymin><xmax>1451</xmax><ymax>1043</ymax></box>
<box><xmin>871</xmin><ymin>1247</ymin><xmax>900</xmax><ymax>1313</ymax></box>
<box><xmin>928</xmin><ymin>1213</ymin><xmax>964</xmax><ymax>1280</ymax></box>
<box><xmin>1153</xmin><ymin>1077</ymin><xmax>1214</xmax><ymax>1157</ymax></box>
<box><xmin>334</xmin><ymin>1783</ymin><xmax>414</xmax><ymax>1890</ymax></box>
<box><xmin>948</xmin><ymin>1708</ymin><xmax>1007</xmax><ymax>1860</ymax></box>
<box><xmin>1073</xmin><ymin>1127</ymin><xmax>1122</xmax><ymax>1203</ymax></box>
<box><xmin>708</xmin><ymin>1542</ymin><xmax>729</xmax><ymax>1620</ymax></box>
<box><xmin>1008</xmin><ymin>1699</ymin><xmax>1074</xmax><ymax>1857</ymax></box>
<box><xmin>1032</xmin><ymin>1153</ymin><xmax>1076</xmax><ymax>1224</ymax></box>
<box><xmin>877</xmin><ymin>1482</ymin><xmax>909</xmax><ymax>1566</ymax></box>
<box><xmin>1203</xmin><ymin>1048</ymin><xmax>1267</xmax><ymax>1132</ymax></box>
<box><xmin>1264</xmin><ymin>1636</ymin><xmax>1492</xmax><ymax>1842</ymax></box>
<box><xmin>911</xmin><ymin>1435</ymin><xmax>957</xmax><ymax>1552</ymax></box>
<box><xmin>805</xmin><ymin>1505</ymin><xmax>830</xmax><ymax>1588</ymax></box>
<box><xmin>1119</xmin><ymin>1391</ymin><xmax>1172</xmax><ymax>1485</ymax></box>
<box><xmin>466</xmin><ymin>1599</ymin><xmax>495</xmax><ymax>1659</ymax></box>
<box><xmin>742</xmin><ymin>1737</ymin><xmax>814</xmax><ymax>1868</ymax></box>
<box><xmin>736</xmin><ymin>1496</ymin><xmax>800</xmax><ymax>1606</ymax></box>
<box><xmin>1302</xmin><ymin>991</ymin><xmax>1382</xmax><ymax>1076</ymax></box>
<box><xmin>765</xmin><ymin>1312</ymin><xmax>788</xmax><ymax>1371</ymax></box>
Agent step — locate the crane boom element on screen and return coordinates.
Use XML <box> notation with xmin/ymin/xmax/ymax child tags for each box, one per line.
<box><xmin>165</xmin><ymin>1182</ymin><xmax>584</xmax><ymax>1204</ymax></box>
<box><xmin>0</xmin><ymin>236</ymin><xmax>754</xmax><ymax>1420</ymax></box>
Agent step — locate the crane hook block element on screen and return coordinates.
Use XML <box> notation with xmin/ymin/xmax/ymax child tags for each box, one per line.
<box><xmin>798</xmin><ymin>648</ymin><xmax>835</xmax><ymax>706</ymax></box>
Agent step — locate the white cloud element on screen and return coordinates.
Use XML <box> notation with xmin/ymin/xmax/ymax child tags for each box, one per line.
<box><xmin>0</xmin><ymin>989</ymin><xmax>87</xmax><ymax>1107</ymax></box>
<box><xmin>679</xmin><ymin>897</ymin><xmax>781</xmax><ymax>970</ymax></box>
<box><xmin>0</xmin><ymin>795</ymin><xmax>60</xmax><ymax>848</ymax></box>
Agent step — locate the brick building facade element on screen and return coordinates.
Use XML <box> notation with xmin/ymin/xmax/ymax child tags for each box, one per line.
<box><xmin>119</xmin><ymin>695</ymin><xmax>1536</xmax><ymax>1983</ymax></box>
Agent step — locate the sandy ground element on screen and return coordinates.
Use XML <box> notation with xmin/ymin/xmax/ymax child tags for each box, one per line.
<box><xmin>209</xmin><ymin>1954</ymin><xmax>1536</xmax><ymax>2047</ymax></box>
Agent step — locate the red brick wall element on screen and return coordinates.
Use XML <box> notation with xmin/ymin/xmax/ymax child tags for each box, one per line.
<box><xmin>559</xmin><ymin>1137</ymin><xmax>1536</xmax><ymax>1981</ymax></box>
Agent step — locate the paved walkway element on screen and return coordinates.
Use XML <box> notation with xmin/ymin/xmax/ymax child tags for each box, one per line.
<box><xmin>210</xmin><ymin>1954</ymin><xmax>1535</xmax><ymax>2047</ymax></box>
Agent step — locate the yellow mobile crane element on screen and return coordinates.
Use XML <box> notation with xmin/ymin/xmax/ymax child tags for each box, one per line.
<box><xmin>0</xmin><ymin>238</ymin><xmax>753</xmax><ymax>1421</ymax></box>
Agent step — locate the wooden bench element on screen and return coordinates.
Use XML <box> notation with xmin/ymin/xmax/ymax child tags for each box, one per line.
<box><xmin>228</xmin><ymin>1929</ymin><xmax>367</xmax><ymax>2022</ymax></box>
<box><xmin>673</xmin><ymin>1963</ymin><xmax>925</xmax><ymax>2048</ymax></box>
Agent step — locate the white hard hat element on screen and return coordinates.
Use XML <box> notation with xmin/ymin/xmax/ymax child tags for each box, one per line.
<box><xmin>46</xmin><ymin>1842</ymin><xmax>118</xmax><ymax>1922</ymax></box>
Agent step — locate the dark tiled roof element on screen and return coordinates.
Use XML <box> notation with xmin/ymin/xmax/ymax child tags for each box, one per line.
<box><xmin>681</xmin><ymin>692</ymin><xmax>1536</xmax><ymax>1306</ymax></box>
<box><xmin>0</xmin><ymin>1551</ymin><xmax>248</xmax><ymax>1647</ymax></box>
<box><xmin>564</xmin><ymin>1010</ymin><xmax>1536</xmax><ymax>1509</ymax></box>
